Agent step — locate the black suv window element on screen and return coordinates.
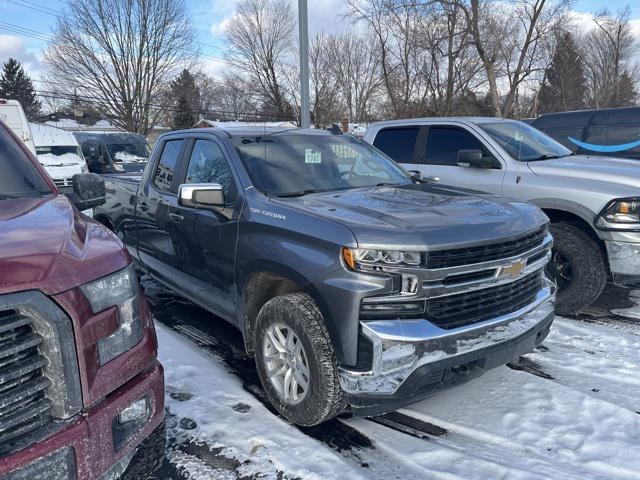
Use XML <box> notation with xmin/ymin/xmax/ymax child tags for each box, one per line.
<box><xmin>426</xmin><ymin>127</ymin><xmax>484</xmax><ymax>166</ymax></box>
<box><xmin>373</xmin><ymin>127</ymin><xmax>419</xmax><ymax>163</ymax></box>
<box><xmin>184</xmin><ymin>140</ymin><xmax>237</xmax><ymax>202</ymax></box>
<box><xmin>153</xmin><ymin>139</ymin><xmax>183</xmax><ymax>192</ymax></box>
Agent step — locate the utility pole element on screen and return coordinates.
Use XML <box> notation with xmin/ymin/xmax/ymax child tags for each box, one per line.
<box><xmin>298</xmin><ymin>0</ymin><xmax>310</xmax><ymax>128</ymax></box>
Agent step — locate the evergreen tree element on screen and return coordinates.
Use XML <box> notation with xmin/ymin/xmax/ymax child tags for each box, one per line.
<box><xmin>538</xmin><ymin>32</ymin><xmax>586</xmax><ymax>114</ymax></box>
<box><xmin>170</xmin><ymin>69</ymin><xmax>200</xmax><ymax>130</ymax></box>
<box><xmin>610</xmin><ymin>71</ymin><xmax>637</xmax><ymax>107</ymax></box>
<box><xmin>0</xmin><ymin>58</ymin><xmax>41</xmax><ymax>119</ymax></box>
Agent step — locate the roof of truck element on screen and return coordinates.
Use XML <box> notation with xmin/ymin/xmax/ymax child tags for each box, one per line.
<box><xmin>369</xmin><ymin>117</ymin><xmax>516</xmax><ymax>128</ymax></box>
<box><xmin>175</xmin><ymin>126</ymin><xmax>345</xmax><ymax>138</ymax></box>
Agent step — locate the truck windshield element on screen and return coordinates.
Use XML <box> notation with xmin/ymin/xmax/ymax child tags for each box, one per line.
<box><xmin>232</xmin><ymin>133</ymin><xmax>412</xmax><ymax>196</ymax></box>
<box><xmin>479</xmin><ymin>121</ymin><xmax>572</xmax><ymax>161</ymax></box>
<box><xmin>0</xmin><ymin>127</ymin><xmax>52</xmax><ymax>199</ymax></box>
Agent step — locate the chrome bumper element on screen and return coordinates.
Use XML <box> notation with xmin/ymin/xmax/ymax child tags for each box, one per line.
<box><xmin>338</xmin><ymin>277</ymin><xmax>556</xmax><ymax>395</ymax></box>
<box><xmin>605</xmin><ymin>240</ymin><xmax>640</xmax><ymax>285</ymax></box>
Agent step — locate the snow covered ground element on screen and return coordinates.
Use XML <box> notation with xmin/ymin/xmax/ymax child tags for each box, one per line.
<box><xmin>148</xmin><ymin>281</ymin><xmax>640</xmax><ymax>480</ymax></box>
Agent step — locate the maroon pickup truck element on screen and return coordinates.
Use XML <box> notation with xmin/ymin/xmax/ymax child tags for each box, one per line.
<box><xmin>0</xmin><ymin>121</ymin><xmax>165</xmax><ymax>479</ymax></box>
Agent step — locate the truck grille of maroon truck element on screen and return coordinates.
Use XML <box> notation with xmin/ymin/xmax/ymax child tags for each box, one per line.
<box><xmin>0</xmin><ymin>309</ymin><xmax>52</xmax><ymax>455</ymax></box>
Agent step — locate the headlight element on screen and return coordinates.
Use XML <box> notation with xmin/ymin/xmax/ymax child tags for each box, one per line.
<box><xmin>80</xmin><ymin>265</ymin><xmax>143</xmax><ymax>365</ymax></box>
<box><xmin>597</xmin><ymin>198</ymin><xmax>640</xmax><ymax>229</ymax></box>
<box><xmin>343</xmin><ymin>247</ymin><xmax>422</xmax><ymax>270</ymax></box>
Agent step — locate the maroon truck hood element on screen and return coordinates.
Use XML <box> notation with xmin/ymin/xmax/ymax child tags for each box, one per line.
<box><xmin>0</xmin><ymin>195</ymin><xmax>130</xmax><ymax>295</ymax></box>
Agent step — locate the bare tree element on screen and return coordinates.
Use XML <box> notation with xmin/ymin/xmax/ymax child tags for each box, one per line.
<box><xmin>308</xmin><ymin>34</ymin><xmax>342</xmax><ymax>127</ymax></box>
<box><xmin>455</xmin><ymin>0</ymin><xmax>569</xmax><ymax>117</ymax></box>
<box><xmin>224</xmin><ymin>0</ymin><xmax>296</xmax><ymax>120</ymax></box>
<box><xmin>327</xmin><ymin>32</ymin><xmax>381</xmax><ymax>122</ymax></box>
<box><xmin>44</xmin><ymin>0</ymin><xmax>197</xmax><ymax>134</ymax></box>
<box><xmin>582</xmin><ymin>7</ymin><xmax>638</xmax><ymax>108</ymax></box>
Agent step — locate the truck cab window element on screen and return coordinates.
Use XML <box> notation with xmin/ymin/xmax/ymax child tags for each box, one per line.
<box><xmin>426</xmin><ymin>127</ymin><xmax>484</xmax><ymax>165</ymax></box>
<box><xmin>153</xmin><ymin>139</ymin><xmax>183</xmax><ymax>192</ymax></box>
<box><xmin>373</xmin><ymin>127</ymin><xmax>419</xmax><ymax>163</ymax></box>
<box><xmin>184</xmin><ymin>140</ymin><xmax>237</xmax><ymax>202</ymax></box>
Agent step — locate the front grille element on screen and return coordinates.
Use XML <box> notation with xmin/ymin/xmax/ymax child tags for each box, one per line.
<box><xmin>426</xmin><ymin>227</ymin><xmax>547</xmax><ymax>269</ymax></box>
<box><xmin>0</xmin><ymin>310</ymin><xmax>52</xmax><ymax>454</ymax></box>
<box><xmin>53</xmin><ymin>179</ymin><xmax>73</xmax><ymax>194</ymax></box>
<box><xmin>426</xmin><ymin>271</ymin><xmax>543</xmax><ymax>329</ymax></box>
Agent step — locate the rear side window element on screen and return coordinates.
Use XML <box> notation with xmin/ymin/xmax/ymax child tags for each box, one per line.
<box><xmin>373</xmin><ymin>127</ymin><xmax>419</xmax><ymax>163</ymax></box>
<box><xmin>0</xmin><ymin>126</ymin><xmax>51</xmax><ymax>199</ymax></box>
<box><xmin>426</xmin><ymin>127</ymin><xmax>485</xmax><ymax>166</ymax></box>
<box><xmin>184</xmin><ymin>140</ymin><xmax>237</xmax><ymax>202</ymax></box>
<box><xmin>153</xmin><ymin>139</ymin><xmax>183</xmax><ymax>192</ymax></box>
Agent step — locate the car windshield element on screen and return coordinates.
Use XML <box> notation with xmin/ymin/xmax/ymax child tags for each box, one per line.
<box><xmin>232</xmin><ymin>132</ymin><xmax>413</xmax><ymax>196</ymax></box>
<box><xmin>479</xmin><ymin>121</ymin><xmax>572</xmax><ymax>161</ymax></box>
<box><xmin>0</xmin><ymin>127</ymin><xmax>52</xmax><ymax>200</ymax></box>
<box><xmin>107</xmin><ymin>142</ymin><xmax>150</xmax><ymax>162</ymax></box>
<box><xmin>36</xmin><ymin>145</ymin><xmax>83</xmax><ymax>157</ymax></box>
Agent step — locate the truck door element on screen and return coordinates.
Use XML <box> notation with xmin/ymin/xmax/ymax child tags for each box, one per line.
<box><xmin>167</xmin><ymin>137</ymin><xmax>240</xmax><ymax>321</ymax></box>
<box><xmin>416</xmin><ymin>125</ymin><xmax>506</xmax><ymax>194</ymax></box>
<box><xmin>136</xmin><ymin>138</ymin><xmax>186</xmax><ymax>269</ymax></box>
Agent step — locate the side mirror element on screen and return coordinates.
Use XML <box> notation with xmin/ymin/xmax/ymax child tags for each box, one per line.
<box><xmin>178</xmin><ymin>183</ymin><xmax>224</xmax><ymax>210</ymax></box>
<box><xmin>65</xmin><ymin>173</ymin><xmax>106</xmax><ymax>210</ymax></box>
<box><xmin>456</xmin><ymin>150</ymin><xmax>501</xmax><ymax>169</ymax></box>
<box><xmin>408</xmin><ymin>169</ymin><xmax>422</xmax><ymax>180</ymax></box>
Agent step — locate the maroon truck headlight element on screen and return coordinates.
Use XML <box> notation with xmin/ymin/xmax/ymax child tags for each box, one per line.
<box><xmin>80</xmin><ymin>265</ymin><xmax>143</xmax><ymax>365</ymax></box>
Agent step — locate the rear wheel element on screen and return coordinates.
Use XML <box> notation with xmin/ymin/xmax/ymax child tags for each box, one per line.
<box><xmin>254</xmin><ymin>293</ymin><xmax>346</xmax><ymax>426</ymax></box>
<box><xmin>546</xmin><ymin>223</ymin><xmax>607</xmax><ymax>315</ymax></box>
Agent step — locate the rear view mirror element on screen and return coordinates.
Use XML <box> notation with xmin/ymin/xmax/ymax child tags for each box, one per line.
<box><xmin>457</xmin><ymin>150</ymin><xmax>501</xmax><ymax>169</ymax></box>
<box><xmin>65</xmin><ymin>173</ymin><xmax>106</xmax><ymax>210</ymax></box>
<box><xmin>178</xmin><ymin>183</ymin><xmax>225</xmax><ymax>210</ymax></box>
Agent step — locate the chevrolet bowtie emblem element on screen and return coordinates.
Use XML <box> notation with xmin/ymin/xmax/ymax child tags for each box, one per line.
<box><xmin>501</xmin><ymin>260</ymin><xmax>526</xmax><ymax>278</ymax></box>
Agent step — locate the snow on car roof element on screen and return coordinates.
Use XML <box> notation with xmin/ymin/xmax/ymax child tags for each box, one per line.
<box><xmin>29</xmin><ymin>122</ymin><xmax>80</xmax><ymax>147</ymax></box>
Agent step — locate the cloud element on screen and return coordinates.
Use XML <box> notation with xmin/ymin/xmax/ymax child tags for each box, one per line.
<box><xmin>0</xmin><ymin>34</ymin><xmax>41</xmax><ymax>79</ymax></box>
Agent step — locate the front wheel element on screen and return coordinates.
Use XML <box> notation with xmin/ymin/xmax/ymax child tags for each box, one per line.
<box><xmin>546</xmin><ymin>223</ymin><xmax>607</xmax><ymax>315</ymax></box>
<box><xmin>254</xmin><ymin>293</ymin><xmax>346</xmax><ymax>426</ymax></box>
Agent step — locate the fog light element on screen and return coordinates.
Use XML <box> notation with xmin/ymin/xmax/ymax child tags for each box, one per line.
<box><xmin>119</xmin><ymin>397</ymin><xmax>149</xmax><ymax>424</ymax></box>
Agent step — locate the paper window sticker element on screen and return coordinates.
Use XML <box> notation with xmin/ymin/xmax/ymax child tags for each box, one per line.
<box><xmin>305</xmin><ymin>149</ymin><xmax>322</xmax><ymax>164</ymax></box>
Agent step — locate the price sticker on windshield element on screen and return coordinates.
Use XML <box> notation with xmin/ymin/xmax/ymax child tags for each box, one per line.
<box><xmin>305</xmin><ymin>149</ymin><xmax>322</xmax><ymax>164</ymax></box>
<box><xmin>514</xmin><ymin>130</ymin><xmax>524</xmax><ymax>142</ymax></box>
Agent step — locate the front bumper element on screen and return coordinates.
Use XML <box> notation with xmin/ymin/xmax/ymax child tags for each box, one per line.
<box><xmin>339</xmin><ymin>279</ymin><xmax>555</xmax><ymax>416</ymax></box>
<box><xmin>604</xmin><ymin>238</ymin><xmax>640</xmax><ymax>285</ymax></box>
<box><xmin>0</xmin><ymin>362</ymin><xmax>164</xmax><ymax>480</ymax></box>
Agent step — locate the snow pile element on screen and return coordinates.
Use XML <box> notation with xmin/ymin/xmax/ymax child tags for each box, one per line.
<box><xmin>114</xmin><ymin>151</ymin><xmax>146</xmax><ymax>163</ymax></box>
<box><xmin>157</xmin><ymin>325</ymin><xmax>366</xmax><ymax>480</ymax></box>
<box><xmin>30</xmin><ymin>122</ymin><xmax>79</xmax><ymax>147</ymax></box>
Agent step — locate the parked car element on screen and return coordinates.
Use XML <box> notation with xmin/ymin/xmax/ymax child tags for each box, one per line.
<box><xmin>0</xmin><ymin>120</ymin><xmax>165</xmax><ymax>479</ymax></box>
<box><xmin>365</xmin><ymin>117</ymin><xmax>640</xmax><ymax>314</ymax></box>
<box><xmin>94</xmin><ymin>126</ymin><xmax>555</xmax><ymax>426</ymax></box>
<box><xmin>0</xmin><ymin>99</ymin><xmax>36</xmax><ymax>155</ymax></box>
<box><xmin>74</xmin><ymin>131</ymin><xmax>150</xmax><ymax>174</ymax></box>
<box><xmin>530</xmin><ymin>107</ymin><xmax>640</xmax><ymax>160</ymax></box>
<box><xmin>29</xmin><ymin>122</ymin><xmax>94</xmax><ymax>217</ymax></box>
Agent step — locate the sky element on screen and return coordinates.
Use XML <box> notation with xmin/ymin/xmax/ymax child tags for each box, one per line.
<box><xmin>0</xmin><ymin>0</ymin><xmax>639</xmax><ymax>83</ymax></box>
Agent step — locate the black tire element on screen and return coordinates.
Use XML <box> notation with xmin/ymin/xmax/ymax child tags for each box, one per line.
<box><xmin>254</xmin><ymin>293</ymin><xmax>346</xmax><ymax>426</ymax></box>
<box><xmin>547</xmin><ymin>223</ymin><xmax>607</xmax><ymax>315</ymax></box>
<box><xmin>120</xmin><ymin>421</ymin><xmax>166</xmax><ymax>480</ymax></box>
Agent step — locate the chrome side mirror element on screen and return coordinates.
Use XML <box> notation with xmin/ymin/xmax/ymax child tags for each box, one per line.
<box><xmin>178</xmin><ymin>183</ymin><xmax>224</xmax><ymax>210</ymax></box>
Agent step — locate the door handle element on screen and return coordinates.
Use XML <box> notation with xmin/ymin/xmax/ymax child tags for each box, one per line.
<box><xmin>424</xmin><ymin>176</ymin><xmax>440</xmax><ymax>183</ymax></box>
<box><xmin>168</xmin><ymin>212</ymin><xmax>184</xmax><ymax>222</ymax></box>
<box><xmin>138</xmin><ymin>202</ymin><xmax>149</xmax><ymax>212</ymax></box>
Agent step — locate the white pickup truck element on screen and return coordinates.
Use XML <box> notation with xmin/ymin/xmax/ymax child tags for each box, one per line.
<box><xmin>365</xmin><ymin>117</ymin><xmax>640</xmax><ymax>314</ymax></box>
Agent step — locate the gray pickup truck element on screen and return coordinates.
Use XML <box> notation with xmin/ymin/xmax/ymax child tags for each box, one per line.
<box><xmin>95</xmin><ymin>126</ymin><xmax>555</xmax><ymax>425</ymax></box>
<box><xmin>366</xmin><ymin>118</ymin><xmax>640</xmax><ymax>314</ymax></box>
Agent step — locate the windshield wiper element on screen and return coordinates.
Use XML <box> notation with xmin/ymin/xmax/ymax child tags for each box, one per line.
<box><xmin>530</xmin><ymin>153</ymin><xmax>572</xmax><ymax>161</ymax></box>
<box><xmin>274</xmin><ymin>189</ymin><xmax>321</xmax><ymax>198</ymax></box>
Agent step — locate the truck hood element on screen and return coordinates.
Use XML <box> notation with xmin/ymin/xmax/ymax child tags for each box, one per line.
<box><xmin>276</xmin><ymin>184</ymin><xmax>548</xmax><ymax>250</ymax></box>
<box><xmin>0</xmin><ymin>195</ymin><xmax>130</xmax><ymax>296</ymax></box>
<box><xmin>527</xmin><ymin>155</ymin><xmax>640</xmax><ymax>188</ymax></box>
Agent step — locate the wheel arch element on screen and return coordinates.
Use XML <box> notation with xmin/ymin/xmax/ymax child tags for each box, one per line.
<box><xmin>240</xmin><ymin>265</ymin><xmax>339</xmax><ymax>357</ymax></box>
